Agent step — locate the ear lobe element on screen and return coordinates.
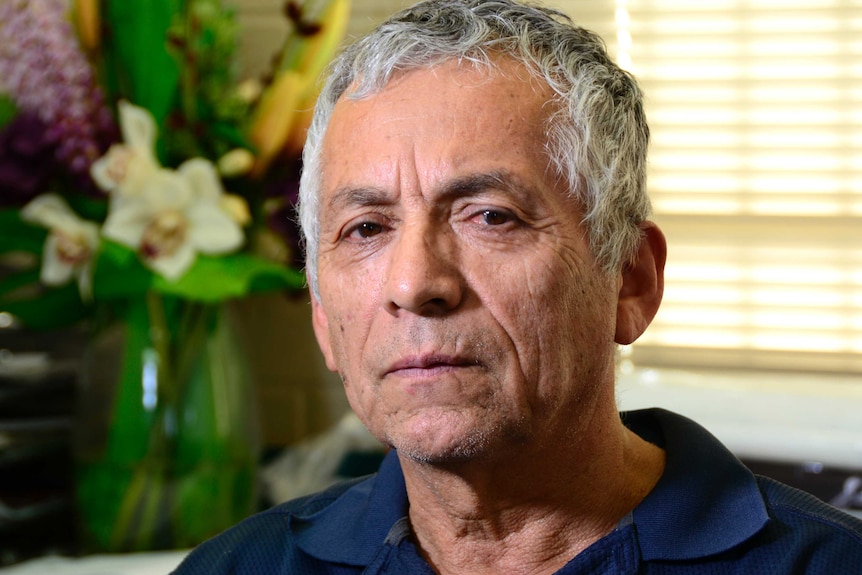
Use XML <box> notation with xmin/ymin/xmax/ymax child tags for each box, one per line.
<box><xmin>310</xmin><ymin>293</ymin><xmax>339</xmax><ymax>373</ymax></box>
<box><xmin>614</xmin><ymin>222</ymin><xmax>667</xmax><ymax>345</ymax></box>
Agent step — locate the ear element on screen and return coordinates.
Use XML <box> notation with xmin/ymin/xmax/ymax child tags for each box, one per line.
<box><xmin>615</xmin><ymin>221</ymin><xmax>667</xmax><ymax>345</ymax></box>
<box><xmin>310</xmin><ymin>292</ymin><xmax>339</xmax><ymax>373</ymax></box>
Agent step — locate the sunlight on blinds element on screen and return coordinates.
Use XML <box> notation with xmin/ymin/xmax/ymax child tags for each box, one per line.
<box><xmin>607</xmin><ymin>0</ymin><xmax>862</xmax><ymax>373</ymax></box>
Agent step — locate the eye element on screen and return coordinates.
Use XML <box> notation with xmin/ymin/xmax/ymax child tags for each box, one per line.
<box><xmin>348</xmin><ymin>221</ymin><xmax>384</xmax><ymax>239</ymax></box>
<box><xmin>479</xmin><ymin>209</ymin><xmax>513</xmax><ymax>226</ymax></box>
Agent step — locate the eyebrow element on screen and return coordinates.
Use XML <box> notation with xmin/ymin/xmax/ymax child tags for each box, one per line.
<box><xmin>326</xmin><ymin>169</ymin><xmax>542</xmax><ymax>212</ymax></box>
<box><xmin>437</xmin><ymin>170</ymin><xmax>543</xmax><ymax>211</ymax></box>
<box><xmin>326</xmin><ymin>185</ymin><xmax>393</xmax><ymax>212</ymax></box>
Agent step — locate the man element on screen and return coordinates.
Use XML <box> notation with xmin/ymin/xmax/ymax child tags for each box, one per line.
<box><xmin>174</xmin><ymin>1</ymin><xmax>862</xmax><ymax>573</ymax></box>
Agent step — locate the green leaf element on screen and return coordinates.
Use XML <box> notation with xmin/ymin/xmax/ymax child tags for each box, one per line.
<box><xmin>102</xmin><ymin>0</ymin><xmax>181</xmax><ymax>131</ymax></box>
<box><xmin>0</xmin><ymin>268</ymin><xmax>40</xmax><ymax>298</ymax></box>
<box><xmin>66</xmin><ymin>194</ymin><xmax>109</xmax><ymax>222</ymax></box>
<box><xmin>91</xmin><ymin>241</ymin><xmax>155</xmax><ymax>300</ymax></box>
<box><xmin>0</xmin><ymin>282</ymin><xmax>88</xmax><ymax>330</ymax></box>
<box><xmin>0</xmin><ymin>210</ymin><xmax>88</xmax><ymax>329</ymax></box>
<box><xmin>0</xmin><ymin>210</ymin><xmax>46</xmax><ymax>254</ymax></box>
<box><xmin>90</xmin><ymin>240</ymin><xmax>305</xmax><ymax>302</ymax></box>
<box><xmin>98</xmin><ymin>238</ymin><xmax>141</xmax><ymax>268</ymax></box>
<box><xmin>154</xmin><ymin>253</ymin><xmax>305</xmax><ymax>302</ymax></box>
<box><xmin>0</xmin><ymin>95</ymin><xmax>17</xmax><ymax>129</ymax></box>
<box><xmin>210</xmin><ymin>122</ymin><xmax>254</xmax><ymax>151</ymax></box>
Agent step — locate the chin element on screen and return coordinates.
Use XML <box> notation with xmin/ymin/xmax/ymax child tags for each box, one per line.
<box><xmin>393</xmin><ymin>434</ymin><xmax>490</xmax><ymax>465</ymax></box>
<box><xmin>385</xmin><ymin>412</ymin><xmax>528</xmax><ymax>466</ymax></box>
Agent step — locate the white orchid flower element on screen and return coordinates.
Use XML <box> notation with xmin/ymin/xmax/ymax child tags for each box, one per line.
<box><xmin>90</xmin><ymin>100</ymin><xmax>160</xmax><ymax>199</ymax></box>
<box><xmin>101</xmin><ymin>159</ymin><xmax>245</xmax><ymax>280</ymax></box>
<box><xmin>20</xmin><ymin>194</ymin><xmax>100</xmax><ymax>299</ymax></box>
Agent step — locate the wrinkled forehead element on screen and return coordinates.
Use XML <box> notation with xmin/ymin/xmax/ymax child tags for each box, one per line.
<box><xmin>318</xmin><ymin>57</ymin><xmax>558</xmax><ymax>192</ymax></box>
<box><xmin>322</xmin><ymin>56</ymin><xmax>557</xmax><ymax>152</ymax></box>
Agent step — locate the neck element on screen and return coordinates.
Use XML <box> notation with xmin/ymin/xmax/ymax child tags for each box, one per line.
<box><xmin>400</xmin><ymin>402</ymin><xmax>665</xmax><ymax>575</ymax></box>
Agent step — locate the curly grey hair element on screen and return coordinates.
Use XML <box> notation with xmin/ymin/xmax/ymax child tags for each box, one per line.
<box><xmin>298</xmin><ymin>0</ymin><xmax>651</xmax><ymax>297</ymax></box>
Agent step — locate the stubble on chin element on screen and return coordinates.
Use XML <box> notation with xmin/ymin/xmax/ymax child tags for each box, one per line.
<box><xmin>383</xmin><ymin>406</ymin><xmax>532</xmax><ymax>467</ymax></box>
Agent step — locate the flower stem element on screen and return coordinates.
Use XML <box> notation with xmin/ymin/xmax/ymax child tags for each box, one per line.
<box><xmin>180</xmin><ymin>2</ymin><xmax>200</xmax><ymax>130</ymax></box>
<box><xmin>109</xmin><ymin>292</ymin><xmax>177</xmax><ymax>550</ymax></box>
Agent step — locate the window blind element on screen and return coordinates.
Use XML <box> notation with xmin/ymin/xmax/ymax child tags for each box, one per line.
<box><xmin>562</xmin><ymin>0</ymin><xmax>862</xmax><ymax>375</ymax></box>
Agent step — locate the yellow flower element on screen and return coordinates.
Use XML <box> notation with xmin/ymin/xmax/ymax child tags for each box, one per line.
<box><xmin>220</xmin><ymin>194</ymin><xmax>252</xmax><ymax>226</ymax></box>
<box><xmin>217</xmin><ymin>148</ymin><xmax>255</xmax><ymax>178</ymax></box>
<box><xmin>246</xmin><ymin>0</ymin><xmax>352</xmax><ymax>176</ymax></box>
<box><xmin>248</xmin><ymin>71</ymin><xmax>310</xmax><ymax>178</ymax></box>
<box><xmin>72</xmin><ymin>0</ymin><xmax>100</xmax><ymax>52</ymax></box>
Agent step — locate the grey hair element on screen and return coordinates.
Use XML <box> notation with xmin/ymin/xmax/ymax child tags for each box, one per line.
<box><xmin>298</xmin><ymin>0</ymin><xmax>651</xmax><ymax>297</ymax></box>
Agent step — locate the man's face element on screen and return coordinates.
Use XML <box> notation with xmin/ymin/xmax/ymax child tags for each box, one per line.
<box><xmin>311</xmin><ymin>58</ymin><xmax>621</xmax><ymax>465</ymax></box>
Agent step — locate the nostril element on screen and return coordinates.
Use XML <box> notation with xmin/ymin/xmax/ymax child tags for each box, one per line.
<box><xmin>420</xmin><ymin>296</ymin><xmax>458</xmax><ymax>316</ymax></box>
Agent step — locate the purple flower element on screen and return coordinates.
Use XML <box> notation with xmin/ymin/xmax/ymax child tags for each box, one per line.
<box><xmin>0</xmin><ymin>112</ymin><xmax>59</xmax><ymax>207</ymax></box>
<box><xmin>0</xmin><ymin>0</ymin><xmax>116</xmax><ymax>179</ymax></box>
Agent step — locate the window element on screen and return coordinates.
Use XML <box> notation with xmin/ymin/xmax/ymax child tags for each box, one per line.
<box><xmin>563</xmin><ymin>0</ymin><xmax>862</xmax><ymax>375</ymax></box>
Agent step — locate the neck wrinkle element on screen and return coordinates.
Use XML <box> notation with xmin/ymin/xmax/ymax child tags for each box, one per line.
<box><xmin>400</xmin><ymin>400</ymin><xmax>666</xmax><ymax>575</ymax></box>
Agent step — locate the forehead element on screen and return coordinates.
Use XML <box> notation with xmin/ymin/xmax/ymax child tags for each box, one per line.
<box><xmin>319</xmin><ymin>58</ymin><xmax>556</xmax><ymax>199</ymax></box>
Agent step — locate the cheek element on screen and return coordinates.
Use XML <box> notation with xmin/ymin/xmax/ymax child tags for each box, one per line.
<box><xmin>318</xmin><ymin>269</ymin><xmax>386</xmax><ymax>377</ymax></box>
<box><xmin>323</xmin><ymin>305</ymin><xmax>357</xmax><ymax>374</ymax></box>
<box><xmin>503</xmin><ymin>253</ymin><xmax>616</xmax><ymax>379</ymax></box>
<box><xmin>321</xmin><ymin>309</ymin><xmax>370</xmax><ymax>416</ymax></box>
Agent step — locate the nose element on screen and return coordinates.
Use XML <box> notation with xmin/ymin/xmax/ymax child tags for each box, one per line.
<box><xmin>383</xmin><ymin>222</ymin><xmax>464</xmax><ymax>316</ymax></box>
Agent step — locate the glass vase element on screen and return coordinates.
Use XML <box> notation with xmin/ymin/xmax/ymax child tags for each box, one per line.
<box><xmin>74</xmin><ymin>292</ymin><xmax>260</xmax><ymax>552</ymax></box>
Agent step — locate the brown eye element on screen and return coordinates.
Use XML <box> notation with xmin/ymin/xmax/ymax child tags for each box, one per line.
<box><xmin>481</xmin><ymin>210</ymin><xmax>510</xmax><ymax>225</ymax></box>
<box><xmin>355</xmin><ymin>222</ymin><xmax>383</xmax><ymax>238</ymax></box>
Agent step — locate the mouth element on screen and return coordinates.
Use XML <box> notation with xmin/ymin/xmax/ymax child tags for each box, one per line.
<box><xmin>384</xmin><ymin>354</ymin><xmax>479</xmax><ymax>378</ymax></box>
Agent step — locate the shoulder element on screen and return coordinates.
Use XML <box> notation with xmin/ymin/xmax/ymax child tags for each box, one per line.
<box><xmin>745</xmin><ymin>475</ymin><xmax>862</xmax><ymax>572</ymax></box>
<box><xmin>170</xmin><ymin>477</ymin><xmax>370</xmax><ymax>575</ymax></box>
<box><xmin>625</xmin><ymin>408</ymin><xmax>862</xmax><ymax>572</ymax></box>
<box><xmin>757</xmin><ymin>474</ymin><xmax>862</xmax><ymax>543</ymax></box>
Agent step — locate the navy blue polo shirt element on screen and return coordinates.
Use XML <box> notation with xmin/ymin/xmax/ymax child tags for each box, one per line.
<box><xmin>173</xmin><ymin>409</ymin><xmax>862</xmax><ymax>574</ymax></box>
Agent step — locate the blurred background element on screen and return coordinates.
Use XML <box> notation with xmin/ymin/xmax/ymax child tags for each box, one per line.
<box><xmin>0</xmin><ymin>0</ymin><xmax>859</xmax><ymax>569</ymax></box>
<box><xmin>243</xmin><ymin>0</ymin><xmax>862</xmax><ymax>517</ymax></box>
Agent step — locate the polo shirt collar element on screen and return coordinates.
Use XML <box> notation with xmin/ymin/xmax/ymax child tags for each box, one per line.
<box><xmin>292</xmin><ymin>449</ymin><xmax>408</xmax><ymax>566</ymax></box>
<box><xmin>291</xmin><ymin>408</ymin><xmax>771</xmax><ymax>566</ymax></box>
<box><xmin>627</xmin><ymin>408</ymin><xmax>770</xmax><ymax>561</ymax></box>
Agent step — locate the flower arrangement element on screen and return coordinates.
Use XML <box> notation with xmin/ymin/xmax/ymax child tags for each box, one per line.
<box><xmin>0</xmin><ymin>0</ymin><xmax>351</xmax><ymax>326</ymax></box>
<box><xmin>0</xmin><ymin>0</ymin><xmax>350</xmax><ymax>552</ymax></box>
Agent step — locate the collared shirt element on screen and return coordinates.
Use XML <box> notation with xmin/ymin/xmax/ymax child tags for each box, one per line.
<box><xmin>173</xmin><ymin>409</ymin><xmax>862</xmax><ymax>574</ymax></box>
